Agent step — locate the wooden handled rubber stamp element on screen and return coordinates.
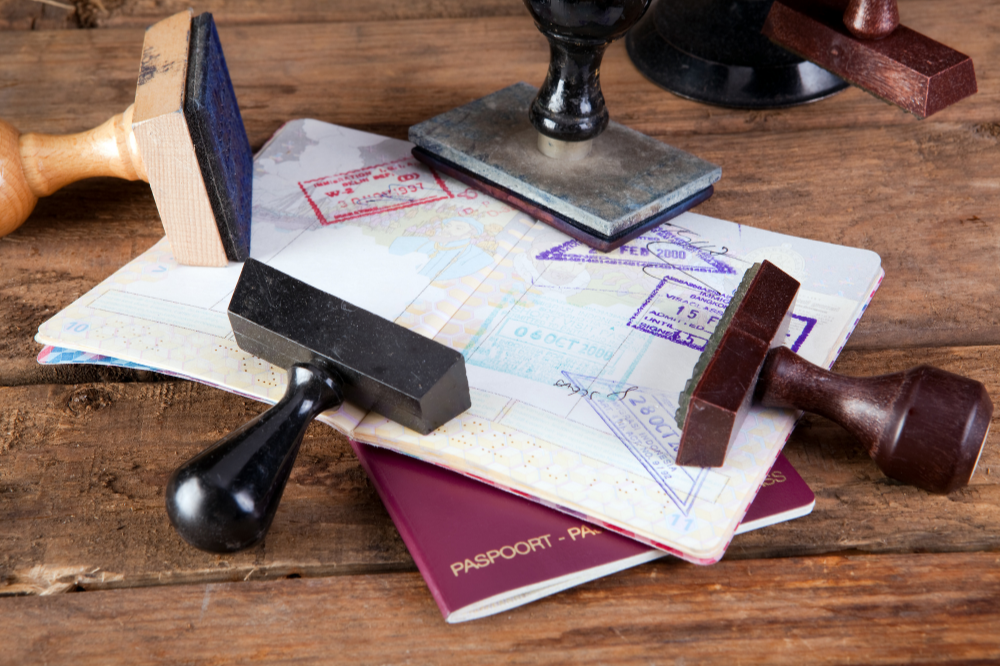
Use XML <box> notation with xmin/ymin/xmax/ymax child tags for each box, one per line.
<box><xmin>675</xmin><ymin>261</ymin><xmax>992</xmax><ymax>494</ymax></box>
<box><xmin>626</xmin><ymin>0</ymin><xmax>849</xmax><ymax>109</ymax></box>
<box><xmin>409</xmin><ymin>0</ymin><xmax>721</xmax><ymax>252</ymax></box>
<box><xmin>0</xmin><ymin>10</ymin><xmax>252</xmax><ymax>266</ymax></box>
<box><xmin>165</xmin><ymin>260</ymin><xmax>472</xmax><ymax>552</ymax></box>
<box><xmin>762</xmin><ymin>0</ymin><xmax>977</xmax><ymax>118</ymax></box>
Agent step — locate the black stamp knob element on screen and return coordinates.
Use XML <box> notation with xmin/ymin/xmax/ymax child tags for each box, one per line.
<box><xmin>166</xmin><ymin>363</ymin><xmax>344</xmax><ymax>553</ymax></box>
<box><xmin>524</xmin><ymin>0</ymin><xmax>651</xmax><ymax>144</ymax></box>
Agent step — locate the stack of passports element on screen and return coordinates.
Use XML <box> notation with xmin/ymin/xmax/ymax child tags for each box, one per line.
<box><xmin>353</xmin><ymin>442</ymin><xmax>814</xmax><ymax>623</ymax></box>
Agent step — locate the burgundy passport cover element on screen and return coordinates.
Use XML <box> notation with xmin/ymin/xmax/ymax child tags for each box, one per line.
<box><xmin>352</xmin><ymin>441</ymin><xmax>814</xmax><ymax>623</ymax></box>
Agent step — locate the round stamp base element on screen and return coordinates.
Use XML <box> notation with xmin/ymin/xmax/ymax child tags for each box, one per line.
<box><xmin>626</xmin><ymin>5</ymin><xmax>849</xmax><ymax>109</ymax></box>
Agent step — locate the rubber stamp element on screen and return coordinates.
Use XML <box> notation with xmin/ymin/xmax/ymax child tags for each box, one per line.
<box><xmin>762</xmin><ymin>0</ymin><xmax>977</xmax><ymax>118</ymax></box>
<box><xmin>165</xmin><ymin>260</ymin><xmax>471</xmax><ymax>552</ymax></box>
<box><xmin>626</xmin><ymin>0</ymin><xmax>849</xmax><ymax>109</ymax></box>
<box><xmin>409</xmin><ymin>0</ymin><xmax>721</xmax><ymax>252</ymax></box>
<box><xmin>676</xmin><ymin>260</ymin><xmax>992</xmax><ymax>494</ymax></box>
<box><xmin>0</xmin><ymin>10</ymin><xmax>252</xmax><ymax>266</ymax></box>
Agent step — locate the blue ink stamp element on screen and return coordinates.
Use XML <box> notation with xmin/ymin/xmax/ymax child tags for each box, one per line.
<box><xmin>561</xmin><ymin>371</ymin><xmax>716</xmax><ymax>515</ymax></box>
<box><xmin>534</xmin><ymin>225</ymin><xmax>748</xmax><ymax>353</ymax></box>
<box><xmin>628</xmin><ymin>280</ymin><xmax>819</xmax><ymax>354</ymax></box>
<box><xmin>467</xmin><ymin>296</ymin><xmax>630</xmax><ymax>383</ymax></box>
<box><xmin>788</xmin><ymin>314</ymin><xmax>816</xmax><ymax>353</ymax></box>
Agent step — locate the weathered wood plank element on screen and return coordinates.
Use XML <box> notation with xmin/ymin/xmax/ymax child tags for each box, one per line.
<box><xmin>0</xmin><ymin>2</ymin><xmax>996</xmax><ymax>658</ymax></box>
<box><xmin>1</xmin><ymin>344</ymin><xmax>998</xmax><ymax>594</ymax></box>
<box><xmin>3</xmin><ymin>552</ymin><xmax>1000</xmax><ymax>665</ymax></box>
<box><xmin>0</xmin><ymin>177</ymin><xmax>164</xmax><ymax>386</ymax></box>
<box><xmin>0</xmin><ymin>0</ymin><xmax>527</xmax><ymax>31</ymax></box>
<box><xmin>0</xmin><ymin>12</ymin><xmax>997</xmax><ymax>139</ymax></box>
<box><xmin>0</xmin><ymin>0</ymin><xmax>75</xmax><ymax>30</ymax></box>
<box><xmin>0</xmin><ymin>381</ymin><xmax>409</xmax><ymax>596</ymax></box>
<box><xmin>691</xmin><ymin>121</ymin><xmax>1000</xmax><ymax>350</ymax></box>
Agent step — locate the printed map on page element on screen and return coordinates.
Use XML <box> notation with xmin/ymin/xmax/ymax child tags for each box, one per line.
<box><xmin>37</xmin><ymin>119</ymin><xmax>883</xmax><ymax>563</ymax></box>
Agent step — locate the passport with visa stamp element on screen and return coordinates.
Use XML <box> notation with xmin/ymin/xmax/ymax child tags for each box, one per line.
<box><xmin>36</xmin><ymin>118</ymin><xmax>882</xmax><ymax>565</ymax></box>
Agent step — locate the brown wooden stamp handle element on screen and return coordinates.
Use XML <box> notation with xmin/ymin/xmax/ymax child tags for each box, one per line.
<box><xmin>843</xmin><ymin>0</ymin><xmax>899</xmax><ymax>40</ymax></box>
<box><xmin>762</xmin><ymin>0</ymin><xmax>976</xmax><ymax>118</ymax></box>
<box><xmin>757</xmin><ymin>346</ymin><xmax>993</xmax><ymax>493</ymax></box>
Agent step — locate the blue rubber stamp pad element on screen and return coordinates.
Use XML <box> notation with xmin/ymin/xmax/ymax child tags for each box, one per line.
<box><xmin>410</xmin><ymin>83</ymin><xmax>720</xmax><ymax>251</ymax></box>
<box><xmin>184</xmin><ymin>12</ymin><xmax>253</xmax><ymax>261</ymax></box>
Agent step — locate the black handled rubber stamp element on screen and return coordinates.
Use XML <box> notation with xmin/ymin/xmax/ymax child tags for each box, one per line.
<box><xmin>675</xmin><ymin>261</ymin><xmax>992</xmax><ymax>494</ymax></box>
<box><xmin>166</xmin><ymin>260</ymin><xmax>471</xmax><ymax>552</ymax></box>
<box><xmin>409</xmin><ymin>0</ymin><xmax>721</xmax><ymax>252</ymax></box>
<box><xmin>0</xmin><ymin>10</ymin><xmax>251</xmax><ymax>266</ymax></box>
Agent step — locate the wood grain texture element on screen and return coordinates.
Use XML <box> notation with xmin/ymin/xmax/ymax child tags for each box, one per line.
<box><xmin>1</xmin><ymin>343</ymin><xmax>998</xmax><ymax>594</ymax></box>
<box><xmin>0</xmin><ymin>0</ymin><xmax>528</xmax><ymax>30</ymax></box>
<box><xmin>0</xmin><ymin>0</ymin><xmax>76</xmax><ymax>31</ymax></box>
<box><xmin>2</xmin><ymin>552</ymin><xmax>1000</xmax><ymax>665</ymax></box>
<box><xmin>690</xmin><ymin>119</ymin><xmax>1000</xmax><ymax>349</ymax></box>
<box><xmin>2</xmin><ymin>6</ymin><xmax>998</xmax><ymax>139</ymax></box>
<box><xmin>16</xmin><ymin>104</ymin><xmax>145</xmax><ymax>198</ymax></box>
<box><xmin>759</xmin><ymin>346</ymin><xmax>992</xmax><ymax>494</ymax></box>
<box><xmin>0</xmin><ymin>177</ymin><xmax>163</xmax><ymax>388</ymax></box>
<box><xmin>734</xmin><ymin>343</ymin><xmax>1000</xmax><ymax>559</ymax></box>
<box><xmin>676</xmin><ymin>261</ymin><xmax>799</xmax><ymax>467</ymax></box>
<box><xmin>132</xmin><ymin>9</ymin><xmax>228</xmax><ymax>267</ymax></box>
<box><xmin>845</xmin><ymin>0</ymin><xmax>900</xmax><ymax>39</ymax></box>
<box><xmin>0</xmin><ymin>381</ymin><xmax>410</xmax><ymax>595</ymax></box>
<box><xmin>0</xmin><ymin>119</ymin><xmax>36</xmax><ymax>237</ymax></box>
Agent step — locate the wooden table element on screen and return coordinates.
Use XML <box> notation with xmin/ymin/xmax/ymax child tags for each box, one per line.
<box><xmin>2</xmin><ymin>1</ymin><xmax>999</xmax><ymax>662</ymax></box>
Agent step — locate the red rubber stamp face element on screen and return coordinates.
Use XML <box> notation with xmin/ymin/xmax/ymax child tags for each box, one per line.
<box><xmin>298</xmin><ymin>157</ymin><xmax>455</xmax><ymax>225</ymax></box>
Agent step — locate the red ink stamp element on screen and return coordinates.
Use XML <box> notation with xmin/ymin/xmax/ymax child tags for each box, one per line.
<box><xmin>298</xmin><ymin>157</ymin><xmax>454</xmax><ymax>225</ymax></box>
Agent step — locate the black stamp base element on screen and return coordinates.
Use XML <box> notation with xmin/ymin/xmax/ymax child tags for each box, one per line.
<box><xmin>626</xmin><ymin>0</ymin><xmax>849</xmax><ymax>109</ymax></box>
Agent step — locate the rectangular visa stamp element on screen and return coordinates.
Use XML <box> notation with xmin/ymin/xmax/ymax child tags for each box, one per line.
<box><xmin>467</xmin><ymin>297</ymin><xmax>630</xmax><ymax>384</ymax></box>
<box><xmin>298</xmin><ymin>157</ymin><xmax>454</xmax><ymax>225</ymax></box>
<box><xmin>534</xmin><ymin>225</ymin><xmax>756</xmax><ymax>353</ymax></box>
<box><xmin>629</xmin><ymin>280</ymin><xmax>818</xmax><ymax>353</ymax></box>
<box><xmin>559</xmin><ymin>371</ymin><xmax>728</xmax><ymax>514</ymax></box>
<box><xmin>629</xmin><ymin>276</ymin><xmax>818</xmax><ymax>354</ymax></box>
<box><xmin>537</xmin><ymin>226</ymin><xmax>737</xmax><ymax>277</ymax></box>
<box><xmin>628</xmin><ymin>275</ymin><xmax>732</xmax><ymax>352</ymax></box>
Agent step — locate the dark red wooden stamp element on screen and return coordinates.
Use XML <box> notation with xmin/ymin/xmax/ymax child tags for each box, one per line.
<box><xmin>675</xmin><ymin>261</ymin><xmax>799</xmax><ymax>468</ymax></box>
<box><xmin>676</xmin><ymin>260</ymin><xmax>992</xmax><ymax>494</ymax></box>
<box><xmin>763</xmin><ymin>0</ymin><xmax>977</xmax><ymax>118</ymax></box>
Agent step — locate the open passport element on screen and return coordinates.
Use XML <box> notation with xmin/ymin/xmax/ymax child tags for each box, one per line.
<box><xmin>36</xmin><ymin>119</ymin><xmax>883</xmax><ymax>564</ymax></box>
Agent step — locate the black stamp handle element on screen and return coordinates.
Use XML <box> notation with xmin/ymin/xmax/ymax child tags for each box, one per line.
<box><xmin>525</xmin><ymin>0</ymin><xmax>651</xmax><ymax>142</ymax></box>
<box><xmin>165</xmin><ymin>363</ymin><xmax>344</xmax><ymax>553</ymax></box>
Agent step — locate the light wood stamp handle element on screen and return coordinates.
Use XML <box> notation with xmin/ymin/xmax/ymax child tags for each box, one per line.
<box><xmin>0</xmin><ymin>104</ymin><xmax>146</xmax><ymax>237</ymax></box>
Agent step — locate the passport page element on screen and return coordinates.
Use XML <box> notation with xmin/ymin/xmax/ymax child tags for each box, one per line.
<box><xmin>353</xmin><ymin>211</ymin><xmax>882</xmax><ymax>563</ymax></box>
